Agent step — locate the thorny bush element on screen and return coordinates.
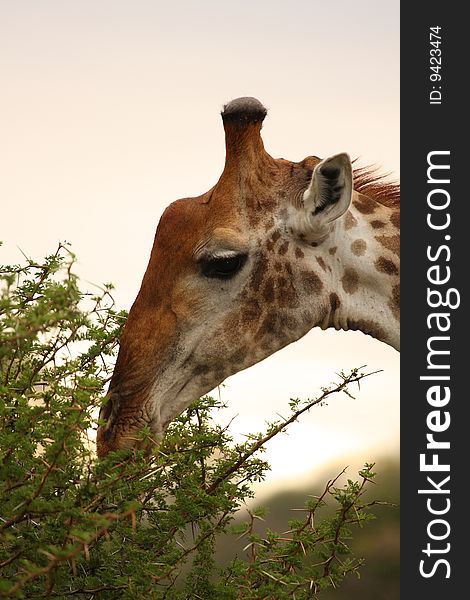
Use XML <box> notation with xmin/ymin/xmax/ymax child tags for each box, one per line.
<box><xmin>0</xmin><ymin>244</ymin><xmax>388</xmax><ymax>599</ymax></box>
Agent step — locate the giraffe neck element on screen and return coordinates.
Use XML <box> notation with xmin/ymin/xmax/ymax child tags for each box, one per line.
<box><xmin>319</xmin><ymin>198</ymin><xmax>400</xmax><ymax>350</ymax></box>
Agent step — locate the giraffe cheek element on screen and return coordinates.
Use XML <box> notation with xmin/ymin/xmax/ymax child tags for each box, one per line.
<box><xmin>171</xmin><ymin>284</ymin><xmax>207</xmax><ymax>322</ymax></box>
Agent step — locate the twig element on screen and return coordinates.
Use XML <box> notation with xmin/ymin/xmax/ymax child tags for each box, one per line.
<box><xmin>207</xmin><ymin>370</ymin><xmax>377</xmax><ymax>494</ymax></box>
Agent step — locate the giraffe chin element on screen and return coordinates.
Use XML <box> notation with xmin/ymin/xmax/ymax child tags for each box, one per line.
<box><xmin>96</xmin><ymin>387</ymin><xmax>161</xmax><ymax>458</ymax></box>
<box><xmin>96</xmin><ymin>406</ymin><xmax>166</xmax><ymax>458</ymax></box>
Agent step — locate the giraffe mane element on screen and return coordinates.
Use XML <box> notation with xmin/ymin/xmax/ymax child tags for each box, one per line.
<box><xmin>353</xmin><ymin>164</ymin><xmax>400</xmax><ymax>208</ymax></box>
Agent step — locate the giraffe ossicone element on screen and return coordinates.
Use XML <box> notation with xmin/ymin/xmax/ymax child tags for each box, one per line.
<box><xmin>97</xmin><ymin>97</ymin><xmax>400</xmax><ymax>457</ymax></box>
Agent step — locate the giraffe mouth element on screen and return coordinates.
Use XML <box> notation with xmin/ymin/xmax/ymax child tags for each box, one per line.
<box><xmin>96</xmin><ymin>371</ymin><xmax>204</xmax><ymax>457</ymax></box>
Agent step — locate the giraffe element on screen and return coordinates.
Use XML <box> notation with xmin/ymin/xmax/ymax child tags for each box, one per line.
<box><xmin>97</xmin><ymin>97</ymin><xmax>399</xmax><ymax>457</ymax></box>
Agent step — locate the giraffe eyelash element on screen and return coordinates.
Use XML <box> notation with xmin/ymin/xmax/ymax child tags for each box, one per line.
<box><xmin>199</xmin><ymin>252</ymin><xmax>248</xmax><ymax>280</ymax></box>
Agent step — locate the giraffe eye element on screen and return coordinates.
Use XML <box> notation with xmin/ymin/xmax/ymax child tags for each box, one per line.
<box><xmin>200</xmin><ymin>253</ymin><xmax>247</xmax><ymax>280</ymax></box>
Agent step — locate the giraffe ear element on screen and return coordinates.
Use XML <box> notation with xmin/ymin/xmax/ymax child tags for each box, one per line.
<box><xmin>287</xmin><ymin>153</ymin><xmax>353</xmax><ymax>241</ymax></box>
<box><xmin>304</xmin><ymin>153</ymin><xmax>353</xmax><ymax>223</ymax></box>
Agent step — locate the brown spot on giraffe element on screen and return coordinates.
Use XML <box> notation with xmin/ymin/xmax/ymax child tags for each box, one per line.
<box><xmin>351</xmin><ymin>239</ymin><xmax>367</xmax><ymax>256</ymax></box>
<box><xmin>301</xmin><ymin>270</ymin><xmax>323</xmax><ymax>294</ymax></box>
<box><xmin>250</xmin><ymin>255</ymin><xmax>269</xmax><ymax>292</ymax></box>
<box><xmin>389</xmin><ymin>284</ymin><xmax>400</xmax><ymax>321</ymax></box>
<box><xmin>328</xmin><ymin>246</ymin><xmax>337</xmax><ymax>255</ymax></box>
<box><xmin>278</xmin><ymin>241</ymin><xmax>289</xmax><ymax>255</ymax></box>
<box><xmin>353</xmin><ymin>194</ymin><xmax>376</xmax><ymax>215</ymax></box>
<box><xmin>341</xmin><ymin>268</ymin><xmax>359</xmax><ymax>294</ymax></box>
<box><xmin>278</xmin><ymin>284</ymin><xmax>298</xmax><ymax>308</ymax></box>
<box><xmin>262</xmin><ymin>277</ymin><xmax>275</xmax><ymax>303</ymax></box>
<box><xmin>375</xmin><ymin>256</ymin><xmax>399</xmax><ymax>276</ymax></box>
<box><xmin>276</xmin><ymin>263</ymin><xmax>298</xmax><ymax>307</ymax></box>
<box><xmin>242</xmin><ymin>297</ymin><xmax>261</xmax><ymax>324</ymax></box>
<box><xmin>267</xmin><ymin>230</ymin><xmax>281</xmax><ymax>251</ymax></box>
<box><xmin>295</xmin><ymin>247</ymin><xmax>305</xmax><ymax>259</ymax></box>
<box><xmin>391</xmin><ymin>211</ymin><xmax>400</xmax><ymax>229</ymax></box>
<box><xmin>376</xmin><ymin>234</ymin><xmax>400</xmax><ymax>257</ymax></box>
<box><xmin>274</xmin><ymin>261</ymin><xmax>283</xmax><ymax>273</ymax></box>
<box><xmin>193</xmin><ymin>364</ymin><xmax>210</xmax><ymax>377</ymax></box>
<box><xmin>370</xmin><ymin>219</ymin><xmax>385</xmax><ymax>229</ymax></box>
<box><xmin>257</xmin><ymin>311</ymin><xmax>277</xmax><ymax>339</ymax></box>
<box><xmin>228</xmin><ymin>346</ymin><xmax>250</xmax><ymax>364</ymax></box>
<box><xmin>329</xmin><ymin>292</ymin><xmax>341</xmax><ymax>311</ymax></box>
<box><xmin>316</xmin><ymin>256</ymin><xmax>328</xmax><ymax>272</ymax></box>
<box><xmin>345</xmin><ymin>211</ymin><xmax>358</xmax><ymax>230</ymax></box>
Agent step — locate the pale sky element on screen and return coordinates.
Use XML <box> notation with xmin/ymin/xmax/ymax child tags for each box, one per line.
<box><xmin>1</xmin><ymin>1</ymin><xmax>399</xmax><ymax>492</ymax></box>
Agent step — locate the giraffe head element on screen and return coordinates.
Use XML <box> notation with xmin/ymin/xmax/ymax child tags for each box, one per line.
<box><xmin>97</xmin><ymin>97</ymin><xmax>399</xmax><ymax>456</ymax></box>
